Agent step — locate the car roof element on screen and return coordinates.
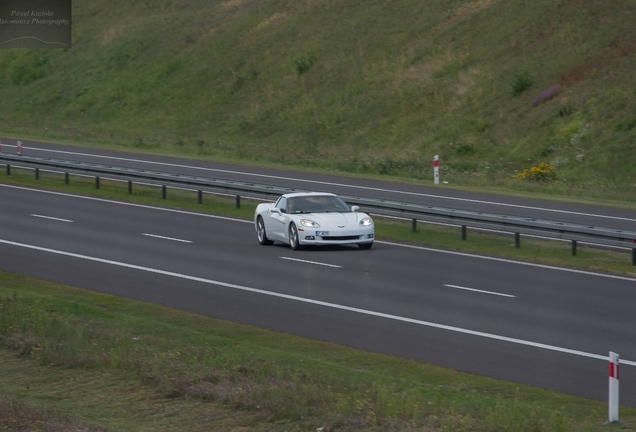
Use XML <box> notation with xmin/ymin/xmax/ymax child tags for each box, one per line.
<box><xmin>282</xmin><ymin>192</ymin><xmax>338</xmax><ymax>199</ymax></box>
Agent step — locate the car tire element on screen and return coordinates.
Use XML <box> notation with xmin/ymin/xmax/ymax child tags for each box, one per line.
<box><xmin>257</xmin><ymin>216</ymin><xmax>274</xmax><ymax>245</ymax></box>
<box><xmin>289</xmin><ymin>223</ymin><xmax>301</xmax><ymax>250</ymax></box>
<box><xmin>358</xmin><ymin>242</ymin><xmax>373</xmax><ymax>250</ymax></box>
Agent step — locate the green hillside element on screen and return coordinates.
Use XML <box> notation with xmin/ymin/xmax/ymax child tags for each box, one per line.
<box><xmin>0</xmin><ymin>0</ymin><xmax>635</xmax><ymax>199</ymax></box>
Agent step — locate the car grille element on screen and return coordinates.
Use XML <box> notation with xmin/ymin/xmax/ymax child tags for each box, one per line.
<box><xmin>321</xmin><ymin>235</ymin><xmax>361</xmax><ymax>241</ymax></box>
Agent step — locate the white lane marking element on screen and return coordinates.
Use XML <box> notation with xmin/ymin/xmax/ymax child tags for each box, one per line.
<box><xmin>30</xmin><ymin>214</ymin><xmax>73</xmax><ymax>223</ymax></box>
<box><xmin>2</xmin><ymin>183</ymin><xmax>636</xmax><ymax>283</ymax></box>
<box><xmin>14</xmin><ymin>145</ymin><xmax>636</xmax><ymax>223</ymax></box>
<box><xmin>376</xmin><ymin>240</ymin><xmax>636</xmax><ymax>282</ymax></box>
<box><xmin>280</xmin><ymin>256</ymin><xmax>341</xmax><ymax>268</ymax></box>
<box><xmin>142</xmin><ymin>233</ymin><xmax>192</xmax><ymax>243</ymax></box>
<box><xmin>0</xmin><ymin>237</ymin><xmax>633</xmax><ymax>367</ymax></box>
<box><xmin>0</xmin><ymin>183</ymin><xmax>252</xmax><ymax>224</ymax></box>
<box><xmin>444</xmin><ymin>284</ymin><xmax>515</xmax><ymax>298</ymax></box>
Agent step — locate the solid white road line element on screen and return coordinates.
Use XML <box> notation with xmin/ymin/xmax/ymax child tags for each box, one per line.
<box><xmin>444</xmin><ymin>284</ymin><xmax>516</xmax><ymax>298</ymax></box>
<box><xmin>14</xmin><ymin>144</ymin><xmax>636</xmax><ymax>223</ymax></box>
<box><xmin>376</xmin><ymin>240</ymin><xmax>636</xmax><ymax>283</ymax></box>
<box><xmin>30</xmin><ymin>214</ymin><xmax>73</xmax><ymax>223</ymax></box>
<box><xmin>280</xmin><ymin>257</ymin><xmax>341</xmax><ymax>268</ymax></box>
<box><xmin>0</xmin><ymin>237</ymin><xmax>633</xmax><ymax>366</ymax></box>
<box><xmin>142</xmin><ymin>233</ymin><xmax>192</xmax><ymax>243</ymax></box>
<box><xmin>2</xmin><ymin>183</ymin><xmax>636</xmax><ymax>283</ymax></box>
<box><xmin>0</xmin><ymin>183</ymin><xmax>252</xmax><ymax>223</ymax></box>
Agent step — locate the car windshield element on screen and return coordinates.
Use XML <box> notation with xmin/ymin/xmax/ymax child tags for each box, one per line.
<box><xmin>287</xmin><ymin>195</ymin><xmax>351</xmax><ymax>214</ymax></box>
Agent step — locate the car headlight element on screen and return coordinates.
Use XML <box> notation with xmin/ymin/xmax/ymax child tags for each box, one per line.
<box><xmin>300</xmin><ymin>219</ymin><xmax>320</xmax><ymax>228</ymax></box>
<box><xmin>359</xmin><ymin>217</ymin><xmax>373</xmax><ymax>227</ymax></box>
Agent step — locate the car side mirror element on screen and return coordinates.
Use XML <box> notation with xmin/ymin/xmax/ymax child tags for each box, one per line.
<box><xmin>351</xmin><ymin>205</ymin><xmax>360</xmax><ymax>212</ymax></box>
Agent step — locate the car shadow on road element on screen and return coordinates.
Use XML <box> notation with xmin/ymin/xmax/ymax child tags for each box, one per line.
<box><xmin>271</xmin><ymin>243</ymin><xmax>374</xmax><ymax>253</ymax></box>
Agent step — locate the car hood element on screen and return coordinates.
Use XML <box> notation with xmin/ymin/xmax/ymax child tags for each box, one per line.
<box><xmin>294</xmin><ymin>212</ymin><xmax>364</xmax><ymax>227</ymax></box>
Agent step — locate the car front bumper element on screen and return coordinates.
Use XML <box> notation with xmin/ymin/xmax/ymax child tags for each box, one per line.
<box><xmin>297</xmin><ymin>227</ymin><xmax>375</xmax><ymax>246</ymax></box>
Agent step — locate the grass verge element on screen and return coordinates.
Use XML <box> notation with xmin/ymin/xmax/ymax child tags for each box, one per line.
<box><xmin>1</xmin><ymin>166</ymin><xmax>635</xmax><ymax>278</ymax></box>
<box><xmin>1</xmin><ymin>271</ymin><xmax>635</xmax><ymax>431</ymax></box>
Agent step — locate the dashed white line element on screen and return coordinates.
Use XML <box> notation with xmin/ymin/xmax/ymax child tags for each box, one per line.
<box><xmin>30</xmin><ymin>214</ymin><xmax>73</xmax><ymax>223</ymax></box>
<box><xmin>3</xmin><ymin>184</ymin><xmax>636</xmax><ymax>282</ymax></box>
<box><xmin>142</xmin><ymin>233</ymin><xmax>192</xmax><ymax>243</ymax></box>
<box><xmin>280</xmin><ymin>256</ymin><xmax>341</xmax><ymax>268</ymax></box>
<box><xmin>444</xmin><ymin>284</ymin><xmax>516</xmax><ymax>298</ymax></box>
<box><xmin>0</xmin><ymin>237</ymin><xmax>633</xmax><ymax>367</ymax></box>
<box><xmin>0</xmin><ymin>184</ymin><xmax>252</xmax><ymax>224</ymax></box>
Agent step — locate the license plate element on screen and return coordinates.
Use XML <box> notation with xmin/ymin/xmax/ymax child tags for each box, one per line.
<box><xmin>316</xmin><ymin>231</ymin><xmax>329</xmax><ymax>236</ymax></box>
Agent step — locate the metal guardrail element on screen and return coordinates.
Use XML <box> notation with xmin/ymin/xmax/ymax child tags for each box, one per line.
<box><xmin>1</xmin><ymin>153</ymin><xmax>635</xmax><ymax>264</ymax></box>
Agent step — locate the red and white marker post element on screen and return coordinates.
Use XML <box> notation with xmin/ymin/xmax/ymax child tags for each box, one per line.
<box><xmin>608</xmin><ymin>351</ymin><xmax>620</xmax><ymax>423</ymax></box>
<box><xmin>17</xmin><ymin>140</ymin><xmax>23</xmax><ymax>155</ymax></box>
<box><xmin>434</xmin><ymin>155</ymin><xmax>439</xmax><ymax>185</ymax></box>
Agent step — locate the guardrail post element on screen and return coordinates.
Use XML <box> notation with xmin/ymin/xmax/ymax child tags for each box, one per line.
<box><xmin>162</xmin><ymin>185</ymin><xmax>167</xmax><ymax>199</ymax></box>
<box><xmin>35</xmin><ymin>168</ymin><xmax>39</xmax><ymax>180</ymax></box>
<box><xmin>95</xmin><ymin>176</ymin><xmax>100</xmax><ymax>189</ymax></box>
<box><xmin>632</xmin><ymin>248</ymin><xmax>636</xmax><ymax>266</ymax></box>
<box><xmin>572</xmin><ymin>240</ymin><xmax>577</xmax><ymax>256</ymax></box>
<box><xmin>412</xmin><ymin>218</ymin><xmax>417</xmax><ymax>233</ymax></box>
<box><xmin>65</xmin><ymin>173</ymin><xmax>69</xmax><ymax>184</ymax></box>
<box><xmin>461</xmin><ymin>225</ymin><xmax>467</xmax><ymax>241</ymax></box>
<box><xmin>515</xmin><ymin>233</ymin><xmax>520</xmax><ymax>248</ymax></box>
<box><xmin>128</xmin><ymin>181</ymin><xmax>132</xmax><ymax>194</ymax></box>
<box><xmin>5</xmin><ymin>164</ymin><xmax>9</xmax><ymax>175</ymax></box>
<box><xmin>198</xmin><ymin>190</ymin><xmax>202</xmax><ymax>204</ymax></box>
<box><xmin>236</xmin><ymin>195</ymin><xmax>241</xmax><ymax>209</ymax></box>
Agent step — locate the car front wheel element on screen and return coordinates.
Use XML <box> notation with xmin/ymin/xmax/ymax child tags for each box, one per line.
<box><xmin>257</xmin><ymin>216</ymin><xmax>274</xmax><ymax>245</ymax></box>
<box><xmin>289</xmin><ymin>223</ymin><xmax>301</xmax><ymax>250</ymax></box>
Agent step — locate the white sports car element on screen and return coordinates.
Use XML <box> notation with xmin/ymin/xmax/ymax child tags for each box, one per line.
<box><xmin>254</xmin><ymin>192</ymin><xmax>374</xmax><ymax>250</ymax></box>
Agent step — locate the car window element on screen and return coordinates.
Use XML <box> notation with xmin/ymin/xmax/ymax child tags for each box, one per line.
<box><xmin>287</xmin><ymin>196</ymin><xmax>350</xmax><ymax>213</ymax></box>
<box><xmin>275</xmin><ymin>197</ymin><xmax>287</xmax><ymax>213</ymax></box>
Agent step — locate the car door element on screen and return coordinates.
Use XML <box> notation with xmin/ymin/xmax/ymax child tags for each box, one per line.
<box><xmin>267</xmin><ymin>197</ymin><xmax>288</xmax><ymax>240</ymax></box>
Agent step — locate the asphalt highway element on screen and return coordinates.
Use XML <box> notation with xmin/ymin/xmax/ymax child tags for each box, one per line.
<box><xmin>2</xmin><ymin>138</ymin><xmax>636</xmax><ymax>231</ymax></box>
<box><xmin>1</xmin><ymin>183</ymin><xmax>636</xmax><ymax>406</ymax></box>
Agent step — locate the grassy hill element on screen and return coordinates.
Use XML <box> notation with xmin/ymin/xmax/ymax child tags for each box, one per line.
<box><xmin>0</xmin><ymin>0</ymin><xmax>635</xmax><ymax>200</ymax></box>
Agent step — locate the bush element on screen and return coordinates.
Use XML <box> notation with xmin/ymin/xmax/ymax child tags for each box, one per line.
<box><xmin>514</xmin><ymin>162</ymin><xmax>556</xmax><ymax>181</ymax></box>
<box><xmin>294</xmin><ymin>52</ymin><xmax>316</xmax><ymax>74</ymax></box>
<box><xmin>510</xmin><ymin>70</ymin><xmax>532</xmax><ymax>96</ymax></box>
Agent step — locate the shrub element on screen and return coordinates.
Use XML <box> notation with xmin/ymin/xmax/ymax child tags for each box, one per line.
<box><xmin>294</xmin><ymin>52</ymin><xmax>316</xmax><ymax>74</ymax></box>
<box><xmin>514</xmin><ymin>162</ymin><xmax>556</xmax><ymax>181</ymax></box>
<box><xmin>510</xmin><ymin>70</ymin><xmax>532</xmax><ymax>96</ymax></box>
<box><xmin>531</xmin><ymin>85</ymin><xmax>560</xmax><ymax>107</ymax></box>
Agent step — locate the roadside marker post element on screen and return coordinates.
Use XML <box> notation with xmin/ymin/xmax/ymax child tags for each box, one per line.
<box><xmin>606</xmin><ymin>351</ymin><xmax>623</xmax><ymax>425</ymax></box>
<box><xmin>17</xmin><ymin>141</ymin><xmax>23</xmax><ymax>155</ymax></box>
<box><xmin>434</xmin><ymin>155</ymin><xmax>439</xmax><ymax>185</ymax></box>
